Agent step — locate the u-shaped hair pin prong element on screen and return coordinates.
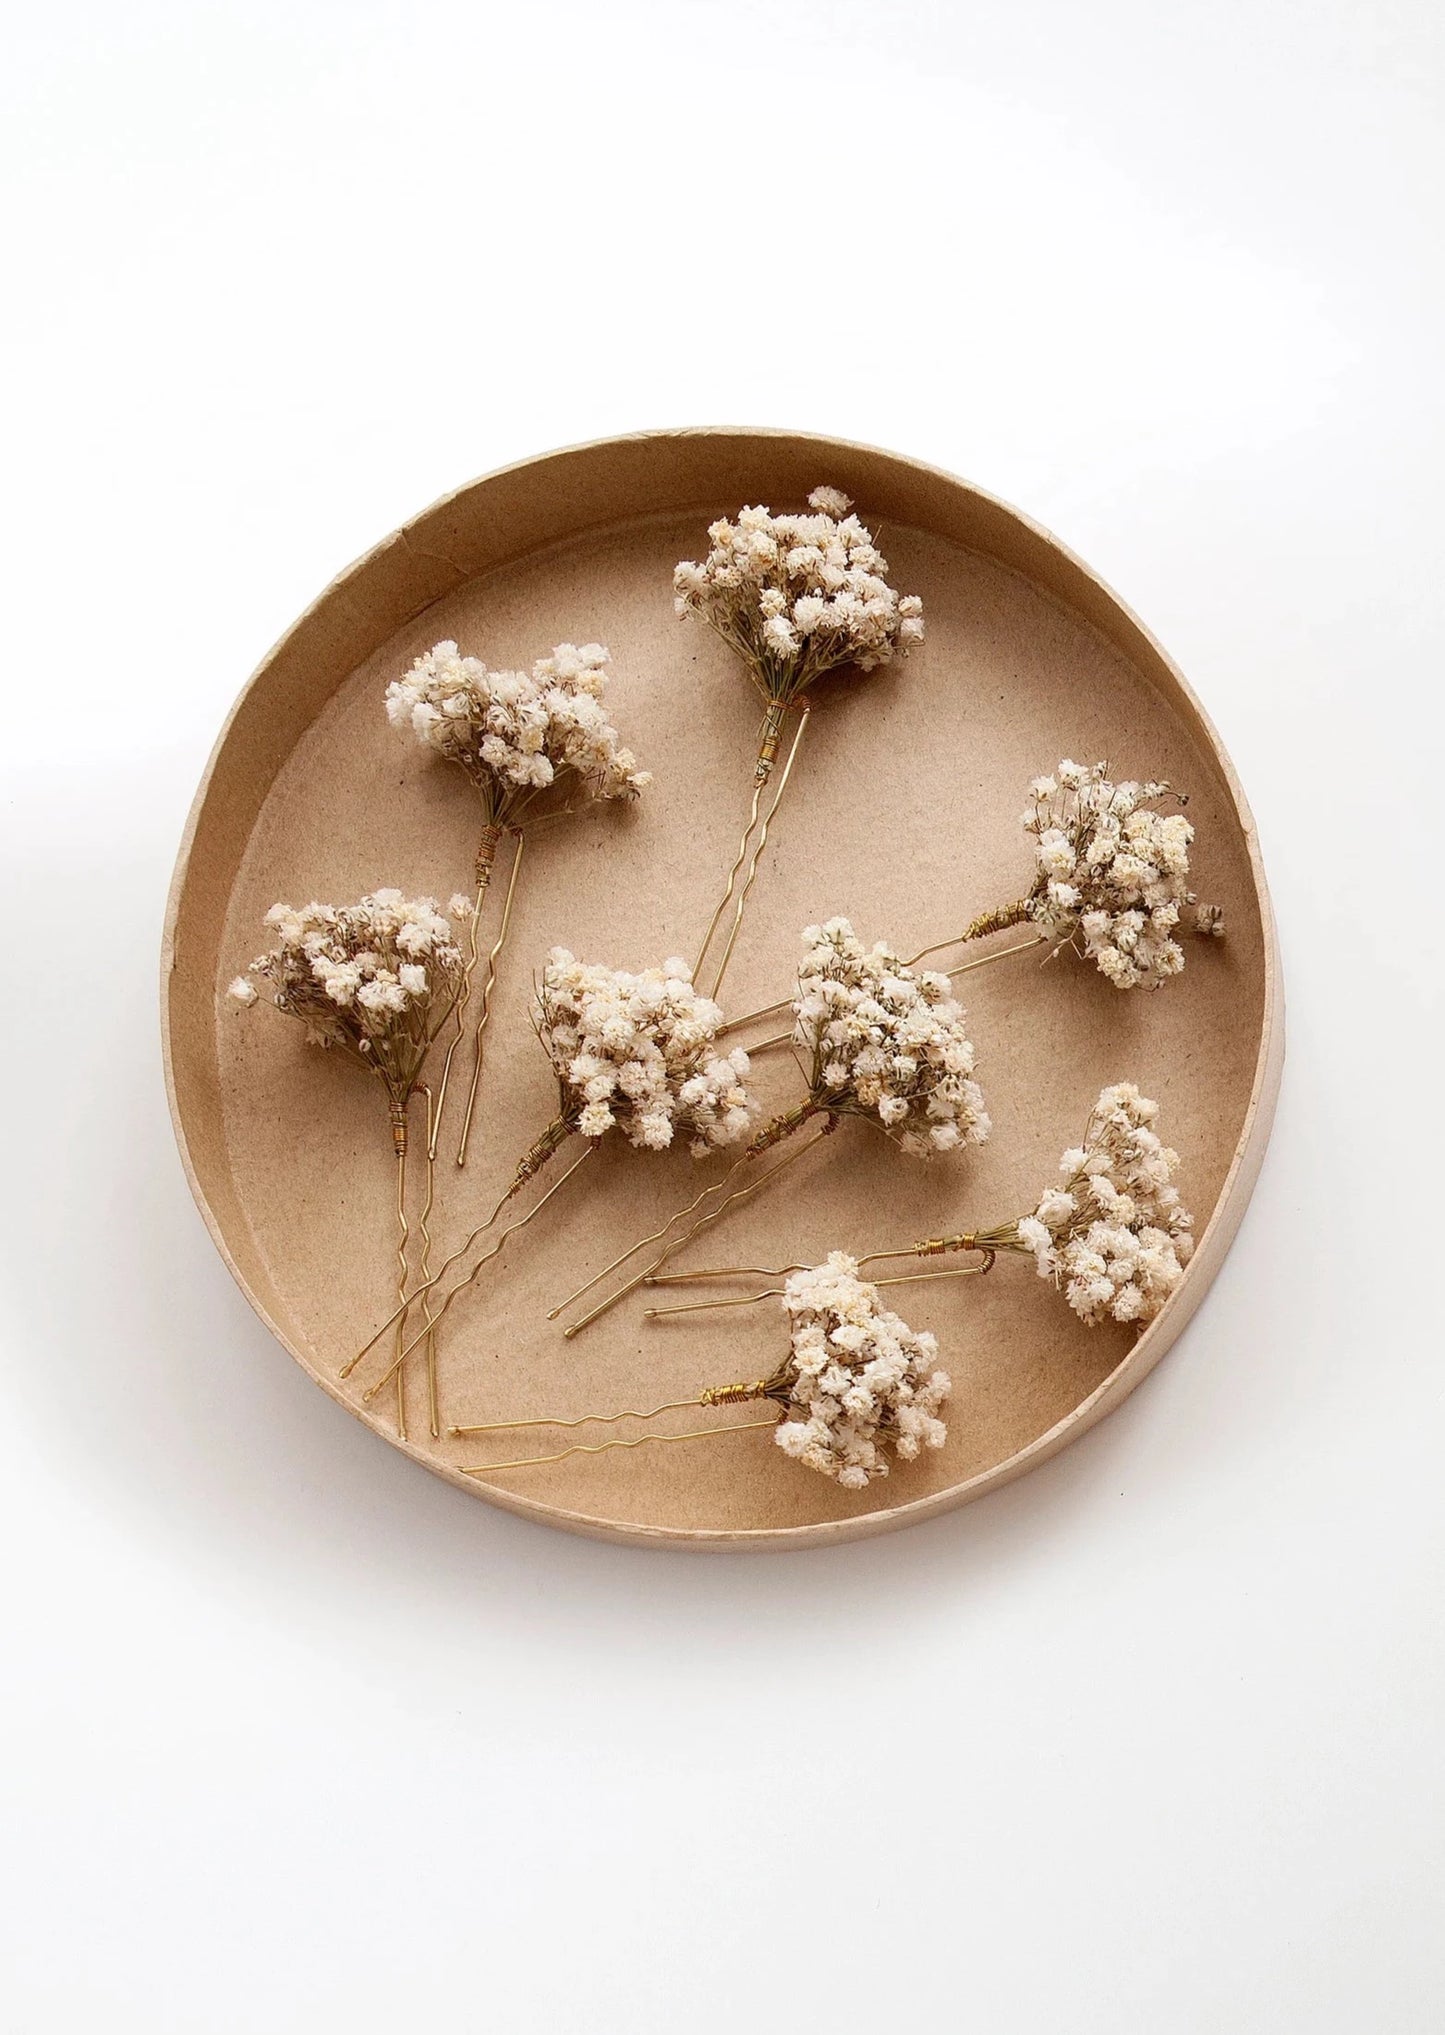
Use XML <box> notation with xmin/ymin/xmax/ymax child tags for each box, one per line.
<box><xmin>460</xmin><ymin>1416</ymin><xmax>782</xmax><ymax>1478</ymax></box>
<box><xmin>560</xmin><ymin>1121</ymin><xmax>831</xmax><ymax>1339</ymax></box>
<box><xmin>644</xmin><ymin>1250</ymin><xmax>997</xmax><ymax>1317</ymax></box>
<box><xmin>449</xmin><ymin>1397</ymin><xmax>702</xmax><ymax>1437</ymax></box>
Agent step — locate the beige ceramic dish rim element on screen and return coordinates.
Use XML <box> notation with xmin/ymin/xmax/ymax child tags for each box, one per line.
<box><xmin>161</xmin><ymin>427</ymin><xmax>1284</xmax><ymax>1551</ymax></box>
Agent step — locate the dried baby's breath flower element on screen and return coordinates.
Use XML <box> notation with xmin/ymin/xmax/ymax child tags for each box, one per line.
<box><xmin>679</xmin><ymin>489</ymin><xmax>923</xmax><ymax>1000</ymax></box>
<box><xmin>1022</xmin><ymin>760</ymin><xmax>1220</xmax><ymax>988</ymax></box>
<box><xmin>783</xmin><ymin>917</ymin><xmax>990</xmax><ymax>1155</ymax></box>
<box><xmin>236</xmin><ymin>890</ymin><xmax>466</xmax><ymax>1103</ymax></box>
<box><xmin>386</xmin><ymin>639</ymin><xmax>651</xmax><ymax>822</ymax></box>
<box><xmin>536</xmin><ymin>951</ymin><xmax>754</xmax><ymax>1157</ymax></box>
<box><xmin>986</xmin><ymin>1083</ymin><xmax>1193</xmax><ymax>1326</ymax></box>
<box><xmin>674</xmin><ymin>486</ymin><xmax>924</xmax><ymax>709</ymax></box>
<box><xmin>773</xmin><ymin>1252</ymin><xmax>951</xmax><ymax>1488</ymax></box>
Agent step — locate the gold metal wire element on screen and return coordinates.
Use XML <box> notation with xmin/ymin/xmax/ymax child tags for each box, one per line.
<box><xmin>342</xmin><ymin>1116</ymin><xmax>574</xmax><ymax>1375</ymax></box>
<box><xmin>415</xmin><ymin>1084</ymin><xmax>441</xmax><ymax>1437</ymax></box>
<box><xmin>461</xmin><ymin>1416</ymin><xmax>780</xmax><ymax>1477</ymax></box>
<box><xmin>644</xmin><ymin>1236</ymin><xmax>990</xmax><ymax>1287</ymax></box>
<box><xmin>705</xmin><ymin>706</ymin><xmax>811</xmax><ymax>1001</ymax></box>
<box><xmin>546</xmin><ymin>1154</ymin><xmax>764</xmax><ymax>1324</ymax></box>
<box><xmin>745</xmin><ymin>1024</ymin><xmax>796</xmax><ymax>1055</ymax></box>
<box><xmin>392</xmin><ymin>1118</ymin><xmax>409</xmax><ymax>1439</ymax></box>
<box><xmin>692</xmin><ymin>699</ymin><xmax>788</xmax><ymax>983</ymax></box>
<box><xmin>449</xmin><ymin>1397</ymin><xmax>704</xmax><ymax>1437</ymax></box>
<box><xmin>456</xmin><ymin>827</ymin><xmax>526</xmax><ymax>1167</ymax></box>
<box><xmin>430</xmin><ymin>826</ymin><xmax>500</xmax><ymax>1157</ymax></box>
<box><xmin>643</xmin><ymin>1258</ymin><xmax>994</xmax><ymax>1318</ymax></box>
<box><xmin>644</xmin><ymin>1263</ymin><xmax>807</xmax><ymax>1286</ymax></box>
<box><xmin>362</xmin><ymin>1144</ymin><xmax>594</xmax><ymax>1402</ymax></box>
<box><xmin>561</xmin><ymin>1120</ymin><xmax>830</xmax><ymax>1339</ymax></box>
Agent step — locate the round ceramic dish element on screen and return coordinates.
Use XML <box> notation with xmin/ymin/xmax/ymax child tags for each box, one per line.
<box><xmin>162</xmin><ymin>429</ymin><xmax>1282</xmax><ymax>1549</ymax></box>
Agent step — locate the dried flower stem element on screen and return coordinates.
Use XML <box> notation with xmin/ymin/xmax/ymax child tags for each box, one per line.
<box><xmin>455</xmin><ymin>826</ymin><xmax>526</xmax><ymax>1168</ymax></box>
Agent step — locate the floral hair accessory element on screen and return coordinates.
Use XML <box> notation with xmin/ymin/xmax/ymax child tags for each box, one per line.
<box><xmin>385</xmin><ymin>639</ymin><xmax>651</xmax><ymax>1164</ymax></box>
<box><xmin>449</xmin><ymin>1253</ymin><xmax>950</xmax><ymax>1493</ymax></box>
<box><xmin>228</xmin><ymin>891</ymin><xmax>473</xmax><ymax>1438</ymax></box>
<box><xmin>1016</xmin><ymin>763</ymin><xmax>1222</xmax><ymax>988</ymax></box>
<box><xmin>649</xmin><ymin>1083</ymin><xmax>1194</xmax><ymax>1336</ymax></box>
<box><xmin>676</xmin><ymin>489</ymin><xmax>924</xmax><ymax>999</ymax></box>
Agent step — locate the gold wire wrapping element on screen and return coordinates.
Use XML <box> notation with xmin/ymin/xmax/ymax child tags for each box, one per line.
<box><xmin>698</xmin><ymin>1378</ymin><xmax>770</xmax><ymax>1406</ymax></box>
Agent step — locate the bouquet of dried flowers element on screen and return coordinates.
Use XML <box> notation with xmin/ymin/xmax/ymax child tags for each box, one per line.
<box><xmin>386</xmin><ymin>639</ymin><xmax>650</xmax><ymax>1162</ymax></box>
<box><xmin>675</xmin><ymin>489</ymin><xmax>924</xmax><ymax>996</ymax></box>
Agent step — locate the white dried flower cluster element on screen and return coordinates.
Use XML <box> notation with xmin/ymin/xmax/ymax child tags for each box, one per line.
<box><xmin>673</xmin><ymin>487</ymin><xmax>924</xmax><ymax>699</ymax></box>
<box><xmin>536</xmin><ymin>951</ymin><xmax>754</xmax><ymax>1156</ymax></box>
<box><xmin>1013</xmin><ymin>1083</ymin><xmax>1194</xmax><ymax>1326</ymax></box>
<box><xmin>385</xmin><ymin>639</ymin><xmax>651</xmax><ymax>816</ymax></box>
<box><xmin>1023</xmin><ymin>759</ymin><xmax>1219</xmax><ymax>988</ymax></box>
<box><xmin>230</xmin><ymin>890</ymin><xmax>470</xmax><ymax>1083</ymax></box>
<box><xmin>772</xmin><ymin>1253</ymin><xmax>951</xmax><ymax>1489</ymax></box>
<box><xmin>792</xmin><ymin>919</ymin><xmax>990</xmax><ymax>1155</ymax></box>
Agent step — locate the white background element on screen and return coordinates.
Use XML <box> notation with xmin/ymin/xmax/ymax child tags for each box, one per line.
<box><xmin>2</xmin><ymin>3</ymin><xmax>1441</xmax><ymax>2028</ymax></box>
